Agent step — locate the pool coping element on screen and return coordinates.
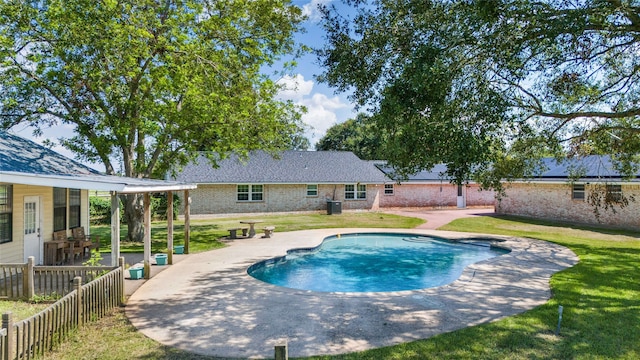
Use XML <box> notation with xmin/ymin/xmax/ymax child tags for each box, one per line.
<box><xmin>125</xmin><ymin>228</ymin><xmax>579</xmax><ymax>359</ymax></box>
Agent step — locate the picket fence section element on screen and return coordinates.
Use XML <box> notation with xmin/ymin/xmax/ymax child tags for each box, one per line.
<box><xmin>1</xmin><ymin>258</ymin><xmax>114</xmax><ymax>300</ymax></box>
<box><xmin>1</xmin><ymin>257</ymin><xmax>125</xmax><ymax>360</ymax></box>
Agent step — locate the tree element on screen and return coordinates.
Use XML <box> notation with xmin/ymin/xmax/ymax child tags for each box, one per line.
<box><xmin>0</xmin><ymin>0</ymin><xmax>306</xmax><ymax>241</ymax></box>
<box><xmin>315</xmin><ymin>113</ymin><xmax>384</xmax><ymax>160</ymax></box>
<box><xmin>317</xmin><ymin>0</ymin><xmax>640</xmax><ymax>189</ymax></box>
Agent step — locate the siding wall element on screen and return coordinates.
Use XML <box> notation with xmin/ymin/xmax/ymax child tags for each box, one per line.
<box><xmin>0</xmin><ymin>184</ymin><xmax>90</xmax><ymax>264</ymax></box>
<box><xmin>496</xmin><ymin>182</ymin><xmax>640</xmax><ymax>229</ymax></box>
<box><xmin>188</xmin><ymin>183</ymin><xmax>381</xmax><ymax>214</ymax></box>
<box><xmin>379</xmin><ymin>183</ymin><xmax>495</xmax><ymax>208</ymax></box>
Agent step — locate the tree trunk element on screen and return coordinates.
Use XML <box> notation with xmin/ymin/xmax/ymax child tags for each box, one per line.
<box><xmin>122</xmin><ymin>193</ymin><xmax>145</xmax><ymax>242</ymax></box>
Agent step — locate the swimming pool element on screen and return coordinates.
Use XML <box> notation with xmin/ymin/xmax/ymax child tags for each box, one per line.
<box><xmin>248</xmin><ymin>233</ymin><xmax>509</xmax><ymax>292</ymax></box>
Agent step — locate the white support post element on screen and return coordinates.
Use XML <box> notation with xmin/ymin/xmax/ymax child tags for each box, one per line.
<box><xmin>167</xmin><ymin>191</ymin><xmax>174</xmax><ymax>265</ymax></box>
<box><xmin>144</xmin><ymin>193</ymin><xmax>151</xmax><ymax>279</ymax></box>
<box><xmin>184</xmin><ymin>190</ymin><xmax>190</xmax><ymax>254</ymax></box>
<box><xmin>110</xmin><ymin>192</ymin><xmax>121</xmax><ymax>267</ymax></box>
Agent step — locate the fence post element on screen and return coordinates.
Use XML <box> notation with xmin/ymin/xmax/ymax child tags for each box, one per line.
<box><xmin>27</xmin><ymin>256</ymin><xmax>35</xmax><ymax>299</ymax></box>
<box><xmin>74</xmin><ymin>277</ymin><xmax>83</xmax><ymax>327</ymax></box>
<box><xmin>274</xmin><ymin>341</ymin><xmax>288</xmax><ymax>360</ymax></box>
<box><xmin>119</xmin><ymin>257</ymin><xmax>126</xmax><ymax>306</ymax></box>
<box><xmin>2</xmin><ymin>312</ymin><xmax>14</xmax><ymax>360</ymax></box>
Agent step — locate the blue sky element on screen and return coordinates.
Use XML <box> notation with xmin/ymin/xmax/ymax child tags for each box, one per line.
<box><xmin>11</xmin><ymin>0</ymin><xmax>357</xmax><ymax>171</ymax></box>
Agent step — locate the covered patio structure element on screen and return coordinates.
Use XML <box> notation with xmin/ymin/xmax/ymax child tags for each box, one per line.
<box><xmin>1</xmin><ymin>130</ymin><xmax>196</xmax><ymax>277</ymax></box>
<box><xmin>3</xmin><ymin>170</ymin><xmax>196</xmax><ymax>277</ymax></box>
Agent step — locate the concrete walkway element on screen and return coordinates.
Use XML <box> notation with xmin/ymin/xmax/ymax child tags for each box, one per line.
<box><xmin>125</xmin><ymin>216</ymin><xmax>578</xmax><ymax>359</ymax></box>
<box><xmin>385</xmin><ymin>207</ymin><xmax>496</xmax><ymax>229</ymax></box>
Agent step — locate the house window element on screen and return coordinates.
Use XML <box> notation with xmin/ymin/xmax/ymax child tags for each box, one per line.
<box><xmin>237</xmin><ymin>184</ymin><xmax>263</xmax><ymax>201</ymax></box>
<box><xmin>345</xmin><ymin>184</ymin><xmax>366</xmax><ymax>200</ymax></box>
<box><xmin>572</xmin><ymin>184</ymin><xmax>585</xmax><ymax>200</ymax></box>
<box><xmin>0</xmin><ymin>185</ymin><xmax>12</xmax><ymax>244</ymax></box>
<box><xmin>69</xmin><ymin>189</ymin><xmax>81</xmax><ymax>228</ymax></box>
<box><xmin>607</xmin><ymin>184</ymin><xmax>622</xmax><ymax>202</ymax></box>
<box><xmin>307</xmin><ymin>184</ymin><xmax>318</xmax><ymax>197</ymax></box>
<box><xmin>384</xmin><ymin>184</ymin><xmax>394</xmax><ymax>195</ymax></box>
<box><xmin>53</xmin><ymin>188</ymin><xmax>67</xmax><ymax>231</ymax></box>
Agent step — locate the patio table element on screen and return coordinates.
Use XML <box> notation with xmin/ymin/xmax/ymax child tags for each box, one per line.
<box><xmin>239</xmin><ymin>220</ymin><xmax>263</xmax><ymax>238</ymax></box>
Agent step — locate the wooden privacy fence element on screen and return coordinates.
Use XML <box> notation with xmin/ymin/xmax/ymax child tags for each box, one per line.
<box><xmin>1</xmin><ymin>257</ymin><xmax>125</xmax><ymax>360</ymax></box>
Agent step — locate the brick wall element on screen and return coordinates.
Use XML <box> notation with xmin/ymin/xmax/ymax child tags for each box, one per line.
<box><xmin>379</xmin><ymin>183</ymin><xmax>495</xmax><ymax>208</ymax></box>
<box><xmin>496</xmin><ymin>182</ymin><xmax>640</xmax><ymax>229</ymax></box>
<box><xmin>188</xmin><ymin>183</ymin><xmax>381</xmax><ymax>214</ymax></box>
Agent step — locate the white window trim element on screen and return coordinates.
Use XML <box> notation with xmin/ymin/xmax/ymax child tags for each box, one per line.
<box><xmin>345</xmin><ymin>184</ymin><xmax>367</xmax><ymax>200</ymax></box>
<box><xmin>237</xmin><ymin>184</ymin><xmax>264</xmax><ymax>202</ymax></box>
<box><xmin>384</xmin><ymin>183</ymin><xmax>394</xmax><ymax>195</ymax></box>
<box><xmin>306</xmin><ymin>184</ymin><xmax>318</xmax><ymax>197</ymax></box>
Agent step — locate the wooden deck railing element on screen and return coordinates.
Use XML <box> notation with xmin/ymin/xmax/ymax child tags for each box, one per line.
<box><xmin>1</xmin><ymin>258</ymin><xmax>114</xmax><ymax>300</ymax></box>
<box><xmin>1</xmin><ymin>257</ymin><xmax>125</xmax><ymax>360</ymax></box>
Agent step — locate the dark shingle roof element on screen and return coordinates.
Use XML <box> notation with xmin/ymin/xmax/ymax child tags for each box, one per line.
<box><xmin>0</xmin><ymin>130</ymin><xmax>196</xmax><ymax>192</ymax></box>
<box><xmin>175</xmin><ymin>151</ymin><xmax>388</xmax><ymax>184</ymax></box>
<box><xmin>375</xmin><ymin>163</ymin><xmax>452</xmax><ymax>182</ymax></box>
<box><xmin>534</xmin><ymin>155</ymin><xmax>640</xmax><ymax>181</ymax></box>
<box><xmin>0</xmin><ymin>130</ymin><xmax>99</xmax><ymax>176</ymax></box>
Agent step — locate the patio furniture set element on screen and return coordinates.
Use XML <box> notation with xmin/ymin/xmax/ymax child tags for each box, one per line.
<box><xmin>44</xmin><ymin>227</ymin><xmax>100</xmax><ymax>265</ymax></box>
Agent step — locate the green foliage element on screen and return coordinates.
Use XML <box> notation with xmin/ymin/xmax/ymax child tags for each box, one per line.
<box><xmin>0</xmin><ymin>0</ymin><xmax>307</xmax><ymax>241</ymax></box>
<box><xmin>150</xmin><ymin>193</ymin><xmax>181</xmax><ymax>220</ymax></box>
<box><xmin>317</xmin><ymin>0</ymin><xmax>640</xmax><ymax>188</ymax></box>
<box><xmin>89</xmin><ymin>196</ymin><xmax>116</xmax><ymax>225</ymax></box>
<box><xmin>90</xmin><ymin>194</ymin><xmax>179</xmax><ymax>225</ymax></box>
<box><xmin>315</xmin><ymin>113</ymin><xmax>385</xmax><ymax>160</ymax></box>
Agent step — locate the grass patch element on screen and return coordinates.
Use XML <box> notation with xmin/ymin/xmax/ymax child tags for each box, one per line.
<box><xmin>91</xmin><ymin>212</ymin><xmax>424</xmax><ymax>253</ymax></box>
<box><xmin>0</xmin><ymin>300</ymin><xmax>51</xmax><ymax>321</ymax></box>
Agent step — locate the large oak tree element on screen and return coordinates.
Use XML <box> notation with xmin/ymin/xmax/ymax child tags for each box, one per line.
<box><xmin>0</xmin><ymin>0</ymin><xmax>306</xmax><ymax>241</ymax></box>
<box><xmin>317</xmin><ymin>0</ymin><xmax>640</xmax><ymax>189</ymax></box>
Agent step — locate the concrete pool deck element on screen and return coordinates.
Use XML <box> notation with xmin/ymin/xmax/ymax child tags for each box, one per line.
<box><xmin>125</xmin><ymin>228</ymin><xmax>578</xmax><ymax>359</ymax></box>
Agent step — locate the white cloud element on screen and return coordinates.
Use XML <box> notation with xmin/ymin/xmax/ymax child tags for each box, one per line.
<box><xmin>301</xmin><ymin>92</ymin><xmax>349</xmax><ymax>141</ymax></box>
<box><xmin>276</xmin><ymin>74</ymin><xmax>313</xmax><ymax>100</ymax></box>
<box><xmin>301</xmin><ymin>0</ymin><xmax>333</xmax><ymax>23</ymax></box>
<box><xmin>277</xmin><ymin>73</ymin><xmax>352</xmax><ymax>144</ymax></box>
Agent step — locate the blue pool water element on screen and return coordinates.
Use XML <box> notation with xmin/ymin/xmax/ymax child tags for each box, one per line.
<box><xmin>247</xmin><ymin>233</ymin><xmax>509</xmax><ymax>292</ymax></box>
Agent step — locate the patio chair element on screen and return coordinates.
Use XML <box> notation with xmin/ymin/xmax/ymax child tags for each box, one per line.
<box><xmin>55</xmin><ymin>230</ymin><xmax>83</xmax><ymax>264</ymax></box>
<box><xmin>72</xmin><ymin>226</ymin><xmax>100</xmax><ymax>258</ymax></box>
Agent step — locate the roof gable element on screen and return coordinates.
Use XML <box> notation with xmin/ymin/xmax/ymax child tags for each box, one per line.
<box><xmin>0</xmin><ymin>130</ymin><xmax>100</xmax><ymax>176</ymax></box>
<box><xmin>175</xmin><ymin>151</ymin><xmax>388</xmax><ymax>184</ymax></box>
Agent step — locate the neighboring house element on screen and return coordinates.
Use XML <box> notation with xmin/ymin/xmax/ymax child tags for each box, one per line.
<box><xmin>496</xmin><ymin>155</ymin><xmax>640</xmax><ymax>229</ymax></box>
<box><xmin>0</xmin><ymin>131</ymin><xmax>195</xmax><ymax>265</ymax></box>
<box><xmin>375</xmin><ymin>164</ymin><xmax>496</xmax><ymax>209</ymax></box>
<box><xmin>174</xmin><ymin>151</ymin><xmax>388</xmax><ymax>214</ymax></box>
<box><xmin>174</xmin><ymin>151</ymin><xmax>496</xmax><ymax>215</ymax></box>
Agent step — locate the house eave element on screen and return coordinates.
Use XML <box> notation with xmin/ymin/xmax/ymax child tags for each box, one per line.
<box><xmin>0</xmin><ymin>171</ymin><xmax>197</xmax><ymax>193</ymax></box>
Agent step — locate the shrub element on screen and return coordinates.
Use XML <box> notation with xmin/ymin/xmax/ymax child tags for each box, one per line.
<box><xmin>90</xmin><ymin>196</ymin><xmax>112</xmax><ymax>225</ymax></box>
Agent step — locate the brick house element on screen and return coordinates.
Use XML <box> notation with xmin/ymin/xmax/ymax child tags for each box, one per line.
<box><xmin>174</xmin><ymin>151</ymin><xmax>389</xmax><ymax>214</ymax></box>
<box><xmin>174</xmin><ymin>151</ymin><xmax>496</xmax><ymax>215</ymax></box>
<box><xmin>496</xmin><ymin>156</ymin><xmax>640</xmax><ymax>229</ymax></box>
<box><xmin>375</xmin><ymin>163</ymin><xmax>496</xmax><ymax>209</ymax></box>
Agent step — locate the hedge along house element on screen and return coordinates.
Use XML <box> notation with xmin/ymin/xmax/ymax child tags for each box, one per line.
<box><xmin>375</xmin><ymin>163</ymin><xmax>496</xmax><ymax>209</ymax></box>
<box><xmin>496</xmin><ymin>155</ymin><xmax>640</xmax><ymax>229</ymax></box>
<box><xmin>0</xmin><ymin>131</ymin><xmax>196</xmax><ymax>276</ymax></box>
<box><xmin>173</xmin><ymin>151</ymin><xmax>388</xmax><ymax>214</ymax></box>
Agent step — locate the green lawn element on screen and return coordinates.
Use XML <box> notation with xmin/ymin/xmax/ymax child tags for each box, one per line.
<box><xmin>21</xmin><ymin>214</ymin><xmax>640</xmax><ymax>359</ymax></box>
<box><xmin>91</xmin><ymin>212</ymin><xmax>424</xmax><ymax>253</ymax></box>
